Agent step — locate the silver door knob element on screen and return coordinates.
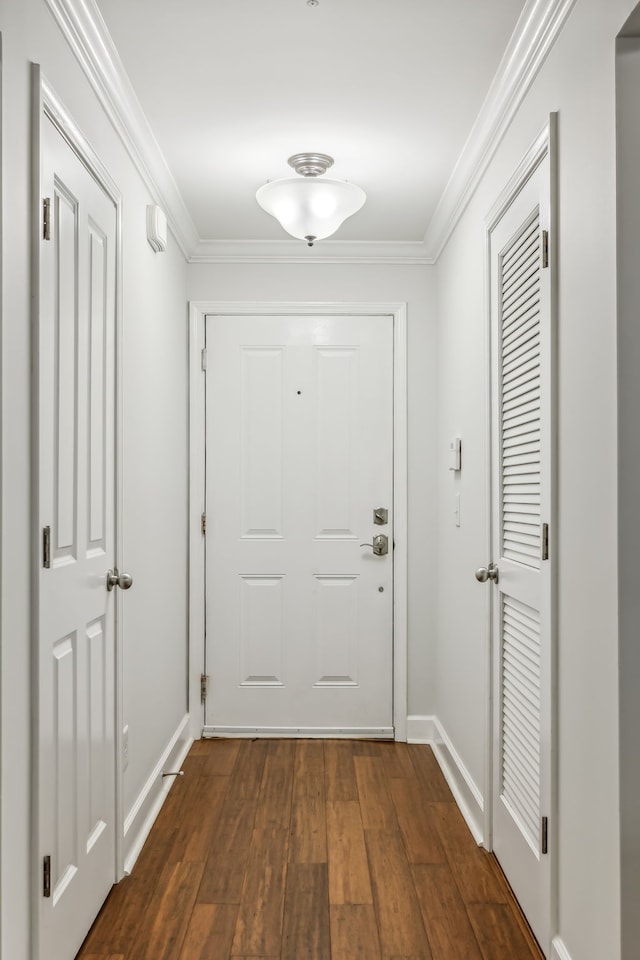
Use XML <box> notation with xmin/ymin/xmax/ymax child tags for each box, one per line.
<box><xmin>360</xmin><ymin>534</ymin><xmax>389</xmax><ymax>556</ymax></box>
<box><xmin>475</xmin><ymin>563</ymin><xmax>499</xmax><ymax>584</ymax></box>
<box><xmin>107</xmin><ymin>568</ymin><xmax>134</xmax><ymax>592</ymax></box>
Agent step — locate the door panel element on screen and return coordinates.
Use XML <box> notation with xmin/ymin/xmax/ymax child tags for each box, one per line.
<box><xmin>489</xmin><ymin>156</ymin><xmax>552</xmax><ymax>951</ymax></box>
<box><xmin>38</xmin><ymin>114</ymin><xmax>117</xmax><ymax>960</ymax></box>
<box><xmin>205</xmin><ymin>314</ymin><xmax>394</xmax><ymax>736</ymax></box>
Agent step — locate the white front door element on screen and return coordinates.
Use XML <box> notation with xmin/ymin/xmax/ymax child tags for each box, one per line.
<box><xmin>488</xmin><ymin>148</ymin><xmax>553</xmax><ymax>951</ymax></box>
<box><xmin>205</xmin><ymin>313</ymin><xmax>394</xmax><ymax>736</ymax></box>
<box><xmin>36</xmin><ymin>113</ymin><xmax>118</xmax><ymax>959</ymax></box>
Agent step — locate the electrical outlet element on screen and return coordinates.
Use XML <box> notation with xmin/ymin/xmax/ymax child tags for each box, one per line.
<box><xmin>123</xmin><ymin>725</ymin><xmax>129</xmax><ymax>771</ymax></box>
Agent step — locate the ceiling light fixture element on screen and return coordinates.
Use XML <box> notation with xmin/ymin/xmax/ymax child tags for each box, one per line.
<box><xmin>256</xmin><ymin>153</ymin><xmax>366</xmax><ymax>247</ymax></box>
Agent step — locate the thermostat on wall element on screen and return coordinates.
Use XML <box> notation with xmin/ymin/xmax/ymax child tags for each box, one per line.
<box><xmin>448</xmin><ymin>437</ymin><xmax>461</xmax><ymax>471</ymax></box>
<box><xmin>146</xmin><ymin>204</ymin><xmax>167</xmax><ymax>253</ymax></box>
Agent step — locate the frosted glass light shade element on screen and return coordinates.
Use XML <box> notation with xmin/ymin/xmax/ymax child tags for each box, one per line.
<box><xmin>256</xmin><ymin>176</ymin><xmax>366</xmax><ymax>244</ymax></box>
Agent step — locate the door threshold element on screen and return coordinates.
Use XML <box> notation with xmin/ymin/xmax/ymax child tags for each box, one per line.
<box><xmin>202</xmin><ymin>725</ymin><xmax>395</xmax><ymax>739</ymax></box>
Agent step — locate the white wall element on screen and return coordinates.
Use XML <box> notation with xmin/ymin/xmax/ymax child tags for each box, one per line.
<box><xmin>615</xmin><ymin>28</ymin><xmax>640</xmax><ymax>960</ymax></box>
<box><xmin>435</xmin><ymin>1</ymin><xmax>636</xmax><ymax>958</ymax></box>
<box><xmin>0</xmin><ymin>3</ymin><xmax>189</xmax><ymax>956</ymax></box>
<box><xmin>188</xmin><ymin>261</ymin><xmax>438</xmax><ymax>720</ymax></box>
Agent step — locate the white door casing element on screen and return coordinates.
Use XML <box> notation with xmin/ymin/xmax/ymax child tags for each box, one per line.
<box><xmin>205</xmin><ymin>313</ymin><xmax>394</xmax><ymax>736</ymax></box>
<box><xmin>485</xmin><ymin>122</ymin><xmax>555</xmax><ymax>954</ymax></box>
<box><xmin>34</xmin><ymin>77</ymin><xmax>122</xmax><ymax>960</ymax></box>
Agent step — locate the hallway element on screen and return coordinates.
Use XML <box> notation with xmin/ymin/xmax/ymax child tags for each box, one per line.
<box><xmin>76</xmin><ymin>739</ymin><xmax>543</xmax><ymax>960</ymax></box>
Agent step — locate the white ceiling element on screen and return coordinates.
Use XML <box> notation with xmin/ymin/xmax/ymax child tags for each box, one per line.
<box><xmin>94</xmin><ymin>0</ymin><xmax>526</xmax><ymax>246</ymax></box>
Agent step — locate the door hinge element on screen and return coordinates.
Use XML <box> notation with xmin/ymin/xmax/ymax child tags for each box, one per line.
<box><xmin>43</xmin><ymin>525</ymin><xmax>51</xmax><ymax>569</ymax></box>
<box><xmin>201</xmin><ymin>513</ymin><xmax>207</xmax><ymax>536</ymax></box>
<box><xmin>200</xmin><ymin>673</ymin><xmax>209</xmax><ymax>703</ymax></box>
<box><xmin>541</xmin><ymin>229</ymin><xmax>549</xmax><ymax>268</ymax></box>
<box><xmin>43</xmin><ymin>198</ymin><xmax>51</xmax><ymax>241</ymax></box>
<box><xmin>201</xmin><ymin>348</ymin><xmax>207</xmax><ymax>371</ymax></box>
<box><xmin>43</xmin><ymin>855</ymin><xmax>51</xmax><ymax>898</ymax></box>
<box><xmin>542</xmin><ymin>522</ymin><xmax>549</xmax><ymax>561</ymax></box>
<box><xmin>541</xmin><ymin>816</ymin><xmax>549</xmax><ymax>855</ymax></box>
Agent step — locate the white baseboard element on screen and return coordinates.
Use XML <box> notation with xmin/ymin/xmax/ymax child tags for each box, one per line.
<box><xmin>123</xmin><ymin>714</ymin><xmax>193</xmax><ymax>874</ymax></box>
<box><xmin>406</xmin><ymin>715</ymin><xmax>438</xmax><ymax>743</ymax></box>
<box><xmin>551</xmin><ymin>936</ymin><xmax>573</xmax><ymax>960</ymax></box>
<box><xmin>407</xmin><ymin>714</ymin><xmax>484</xmax><ymax>845</ymax></box>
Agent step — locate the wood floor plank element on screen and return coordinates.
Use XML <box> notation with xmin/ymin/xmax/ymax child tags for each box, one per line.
<box><xmin>135</xmin><ymin>765</ymin><xmax>202</xmax><ymax>870</ymax></box>
<box><xmin>389</xmin><ymin>778</ymin><xmax>446</xmax><ymax>864</ymax></box>
<box><xmin>179</xmin><ymin>755</ymin><xmax>208</xmax><ymax>779</ymax></box>
<box><xmin>365</xmin><ymin>830</ymin><xmax>433</xmax><ymax>958</ymax></box>
<box><xmin>467</xmin><ymin>903</ymin><xmax>544</xmax><ymax>959</ymax></box>
<box><xmin>78</xmin><ymin>880</ymin><xmax>136</xmax><ymax>954</ymax></box>
<box><xmin>379</xmin><ymin>741</ymin><xmax>416</xmax><ymax>779</ymax></box>
<box><xmin>324</xmin><ymin>740</ymin><xmax>358</xmax><ymax>801</ymax></box>
<box><xmin>178</xmin><ymin>903</ymin><xmax>238</xmax><ymax>959</ymax></box>
<box><xmin>188</xmin><ymin>739</ymin><xmax>214</xmax><ymax>756</ymax></box>
<box><xmin>198</xmin><ymin>737</ymin><xmax>241</xmax><ymax>776</ymax></box>
<box><xmin>253</xmin><ymin>739</ymin><xmax>295</xmax><ymax>830</ymax></box>
<box><xmin>230</xmin><ymin>828</ymin><xmax>289</xmax><ymax>956</ymax></box>
<box><xmin>197</xmin><ymin>798</ymin><xmax>257</xmax><ymax>904</ymax></box>
<box><xmin>169</xmin><ymin>774</ymin><xmax>228</xmax><ymax>862</ymax></box>
<box><xmin>226</xmin><ymin>737</ymin><xmax>269</xmax><ymax>802</ymax></box>
<box><xmin>354</xmin><ymin>756</ymin><xmax>397</xmax><ymax>830</ymax></box>
<box><xmin>135</xmin><ymin>860</ymin><xmax>205</xmax><ymax>960</ymax></box>
<box><xmin>330</xmin><ymin>904</ymin><xmax>382</xmax><ymax>959</ymax></box>
<box><xmin>351</xmin><ymin>739</ymin><xmax>382</xmax><ymax>756</ymax></box>
<box><xmin>412</xmin><ymin>863</ymin><xmax>483</xmax><ymax>960</ymax></box>
<box><xmin>326</xmin><ymin>800</ymin><xmax>373</xmax><ymax>905</ymax></box>
<box><xmin>430</xmin><ymin>802</ymin><xmax>509</xmax><ymax>905</ymax></box>
<box><xmin>289</xmin><ymin>740</ymin><xmax>327</xmax><ymax>863</ymax></box>
<box><xmin>281</xmin><ymin>862</ymin><xmax>331</xmax><ymax>960</ymax></box>
<box><xmin>407</xmin><ymin>745</ymin><xmax>455</xmax><ymax>802</ymax></box>
<box><xmin>76</xmin><ymin>739</ymin><xmax>546</xmax><ymax>960</ymax></box>
<box><xmin>80</xmin><ymin>955</ymin><xmax>124</xmax><ymax>960</ymax></box>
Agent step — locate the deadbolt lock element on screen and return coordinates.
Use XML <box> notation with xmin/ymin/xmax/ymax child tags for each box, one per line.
<box><xmin>373</xmin><ymin>507</ymin><xmax>388</xmax><ymax>525</ymax></box>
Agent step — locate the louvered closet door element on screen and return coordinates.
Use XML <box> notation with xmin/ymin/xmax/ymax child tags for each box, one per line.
<box><xmin>489</xmin><ymin>153</ymin><xmax>552</xmax><ymax>953</ymax></box>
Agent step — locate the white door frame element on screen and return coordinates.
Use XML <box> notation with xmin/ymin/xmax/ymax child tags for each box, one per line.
<box><xmin>188</xmin><ymin>300</ymin><xmax>408</xmax><ymax>742</ymax></box>
<box><xmin>482</xmin><ymin>116</ymin><xmax>558</xmax><ymax>949</ymax></box>
<box><xmin>31</xmin><ymin>69</ymin><xmax>126</xmax><ymax>942</ymax></box>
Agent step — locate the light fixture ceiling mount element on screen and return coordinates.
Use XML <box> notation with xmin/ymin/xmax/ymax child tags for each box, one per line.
<box><xmin>287</xmin><ymin>153</ymin><xmax>333</xmax><ymax>177</ymax></box>
<box><xmin>256</xmin><ymin>152</ymin><xmax>366</xmax><ymax>247</ymax></box>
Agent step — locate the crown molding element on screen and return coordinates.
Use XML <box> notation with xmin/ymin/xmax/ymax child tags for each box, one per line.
<box><xmin>189</xmin><ymin>238</ymin><xmax>434</xmax><ymax>265</ymax></box>
<box><xmin>44</xmin><ymin>0</ymin><xmax>199</xmax><ymax>259</ymax></box>
<box><xmin>424</xmin><ymin>0</ymin><xmax>577</xmax><ymax>261</ymax></box>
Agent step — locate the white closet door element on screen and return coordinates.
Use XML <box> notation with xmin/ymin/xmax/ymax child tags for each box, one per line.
<box><xmin>37</xmin><ymin>114</ymin><xmax>118</xmax><ymax>960</ymax></box>
<box><xmin>489</xmin><ymin>153</ymin><xmax>553</xmax><ymax>952</ymax></box>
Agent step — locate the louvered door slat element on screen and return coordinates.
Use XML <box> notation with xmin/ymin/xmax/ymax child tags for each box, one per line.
<box><xmin>502</xmin><ymin>302</ymin><xmax>540</xmax><ymax>346</ymax></box>
<box><xmin>504</xmin><ymin>373</ymin><xmax>540</xmax><ymax>404</ymax></box>
<box><xmin>501</xmin><ymin>595</ymin><xmax>541</xmax><ymax>851</ymax></box>
<box><xmin>503</xmin><ymin>341</ymin><xmax>540</xmax><ymax>377</ymax></box>
<box><xmin>503</xmin><ymin>241</ymin><xmax>540</xmax><ymax>285</ymax></box>
<box><xmin>502</xmin><ymin>287</ymin><xmax>540</xmax><ymax>327</ymax></box>
<box><xmin>502</xmin><ymin>316</ymin><xmax>539</xmax><ymax>356</ymax></box>
<box><xmin>502</xmin><ymin>218</ymin><xmax>539</xmax><ymax>270</ymax></box>
<box><xmin>503</xmin><ymin>408</ymin><xmax>540</xmax><ymax>432</ymax></box>
<box><xmin>500</xmin><ymin>211</ymin><xmax>542</xmax><ymax>569</ymax></box>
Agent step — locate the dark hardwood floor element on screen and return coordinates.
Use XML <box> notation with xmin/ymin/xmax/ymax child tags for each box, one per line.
<box><xmin>77</xmin><ymin>738</ymin><xmax>543</xmax><ymax>960</ymax></box>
